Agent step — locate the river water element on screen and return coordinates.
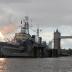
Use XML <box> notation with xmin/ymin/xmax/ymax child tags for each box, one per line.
<box><xmin>0</xmin><ymin>57</ymin><xmax>72</xmax><ymax>72</ymax></box>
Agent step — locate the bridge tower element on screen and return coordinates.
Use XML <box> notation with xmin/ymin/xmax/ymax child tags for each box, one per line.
<box><xmin>54</xmin><ymin>29</ymin><xmax>61</xmax><ymax>49</ymax></box>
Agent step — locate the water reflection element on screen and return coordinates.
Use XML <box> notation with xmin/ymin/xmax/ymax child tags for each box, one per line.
<box><xmin>0</xmin><ymin>58</ymin><xmax>7</xmax><ymax>72</ymax></box>
<box><xmin>0</xmin><ymin>58</ymin><xmax>5</xmax><ymax>61</ymax></box>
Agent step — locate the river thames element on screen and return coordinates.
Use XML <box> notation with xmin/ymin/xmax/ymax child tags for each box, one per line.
<box><xmin>0</xmin><ymin>57</ymin><xmax>72</xmax><ymax>72</ymax></box>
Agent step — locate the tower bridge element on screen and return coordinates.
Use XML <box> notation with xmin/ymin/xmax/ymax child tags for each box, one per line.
<box><xmin>53</xmin><ymin>29</ymin><xmax>72</xmax><ymax>56</ymax></box>
<box><xmin>54</xmin><ymin>29</ymin><xmax>72</xmax><ymax>49</ymax></box>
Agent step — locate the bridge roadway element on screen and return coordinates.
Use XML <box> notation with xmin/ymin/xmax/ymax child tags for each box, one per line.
<box><xmin>60</xmin><ymin>36</ymin><xmax>72</xmax><ymax>39</ymax></box>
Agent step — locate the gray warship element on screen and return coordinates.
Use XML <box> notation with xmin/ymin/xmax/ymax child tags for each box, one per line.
<box><xmin>0</xmin><ymin>16</ymin><xmax>45</xmax><ymax>57</ymax></box>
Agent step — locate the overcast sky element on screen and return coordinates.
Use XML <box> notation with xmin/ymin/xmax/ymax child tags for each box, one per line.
<box><xmin>0</xmin><ymin>0</ymin><xmax>72</xmax><ymax>49</ymax></box>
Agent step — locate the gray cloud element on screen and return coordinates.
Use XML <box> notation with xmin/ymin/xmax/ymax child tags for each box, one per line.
<box><xmin>0</xmin><ymin>0</ymin><xmax>72</xmax><ymax>29</ymax></box>
<box><xmin>0</xmin><ymin>0</ymin><xmax>72</xmax><ymax>27</ymax></box>
<box><xmin>0</xmin><ymin>0</ymin><xmax>32</xmax><ymax>3</ymax></box>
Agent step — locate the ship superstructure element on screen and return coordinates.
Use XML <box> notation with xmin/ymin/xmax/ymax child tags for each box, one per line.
<box><xmin>0</xmin><ymin>16</ymin><xmax>46</xmax><ymax>58</ymax></box>
<box><xmin>14</xmin><ymin>16</ymin><xmax>31</xmax><ymax>43</ymax></box>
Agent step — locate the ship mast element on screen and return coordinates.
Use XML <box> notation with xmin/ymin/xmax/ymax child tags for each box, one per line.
<box><xmin>21</xmin><ymin>16</ymin><xmax>29</xmax><ymax>34</ymax></box>
<box><xmin>37</xmin><ymin>28</ymin><xmax>39</xmax><ymax>37</ymax></box>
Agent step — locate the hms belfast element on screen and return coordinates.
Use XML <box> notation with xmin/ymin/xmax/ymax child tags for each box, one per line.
<box><xmin>0</xmin><ymin>16</ymin><xmax>44</xmax><ymax>58</ymax></box>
